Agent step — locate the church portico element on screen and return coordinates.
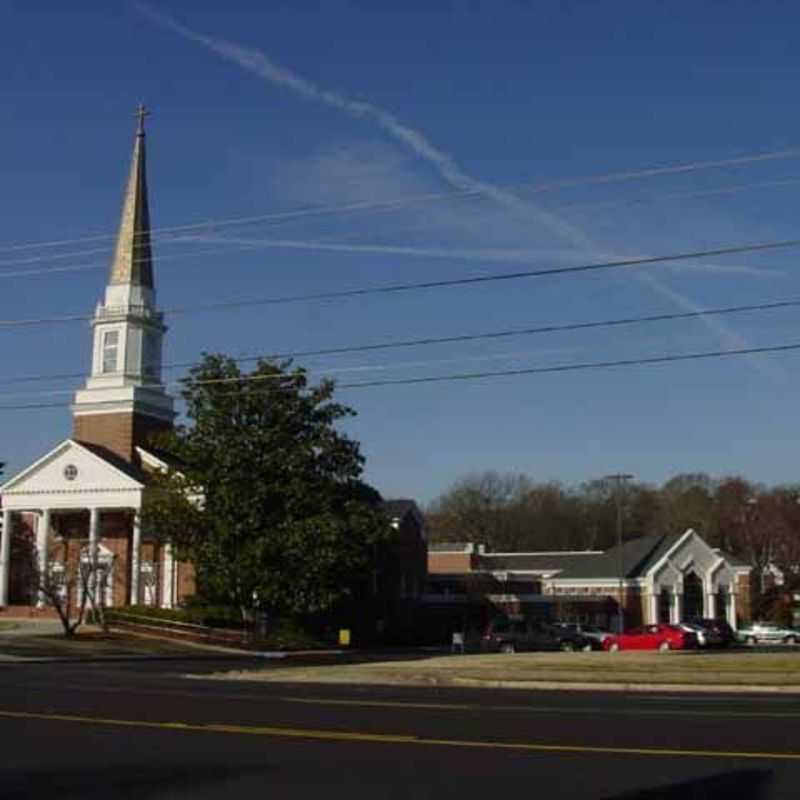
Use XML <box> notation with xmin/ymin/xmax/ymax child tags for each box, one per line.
<box><xmin>644</xmin><ymin>530</ymin><xmax>748</xmax><ymax>628</ymax></box>
<box><xmin>1</xmin><ymin>494</ymin><xmax>178</xmax><ymax>611</ymax></box>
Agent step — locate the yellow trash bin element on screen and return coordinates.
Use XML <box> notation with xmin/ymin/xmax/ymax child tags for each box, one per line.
<box><xmin>338</xmin><ymin>628</ymin><xmax>351</xmax><ymax>647</ymax></box>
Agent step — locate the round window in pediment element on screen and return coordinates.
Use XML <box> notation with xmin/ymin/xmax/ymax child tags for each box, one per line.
<box><xmin>63</xmin><ymin>464</ymin><xmax>78</xmax><ymax>481</ymax></box>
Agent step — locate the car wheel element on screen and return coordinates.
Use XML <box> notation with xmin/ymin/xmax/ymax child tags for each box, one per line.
<box><xmin>500</xmin><ymin>642</ymin><xmax>516</xmax><ymax>655</ymax></box>
<box><xmin>608</xmin><ymin>642</ymin><xmax>620</xmax><ymax>652</ymax></box>
<box><xmin>785</xmin><ymin>636</ymin><xmax>797</xmax><ymax>645</ymax></box>
<box><xmin>746</xmin><ymin>636</ymin><xmax>756</xmax><ymax>645</ymax></box>
<box><xmin>581</xmin><ymin>643</ymin><xmax>593</xmax><ymax>652</ymax></box>
<box><xmin>560</xmin><ymin>641</ymin><xmax>575</xmax><ymax>652</ymax></box>
<box><xmin>658</xmin><ymin>641</ymin><xmax>671</xmax><ymax>652</ymax></box>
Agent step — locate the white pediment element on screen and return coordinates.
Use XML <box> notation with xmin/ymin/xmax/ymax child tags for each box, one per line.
<box><xmin>1</xmin><ymin>440</ymin><xmax>143</xmax><ymax>509</ymax></box>
<box><xmin>646</xmin><ymin>529</ymin><xmax>739</xmax><ymax>581</ymax></box>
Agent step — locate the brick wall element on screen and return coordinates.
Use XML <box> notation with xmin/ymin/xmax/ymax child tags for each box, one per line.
<box><xmin>428</xmin><ymin>551</ymin><xmax>475</xmax><ymax>574</ymax></box>
<box><xmin>73</xmin><ymin>412</ymin><xmax>171</xmax><ymax>463</ymax></box>
<box><xmin>736</xmin><ymin>573</ymin><xmax>752</xmax><ymax>622</ymax></box>
<box><xmin>176</xmin><ymin>561</ymin><xmax>196</xmax><ymax>603</ymax></box>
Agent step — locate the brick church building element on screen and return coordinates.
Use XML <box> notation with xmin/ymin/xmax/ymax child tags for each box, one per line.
<box><xmin>0</xmin><ymin>109</ymin><xmax>194</xmax><ymax>612</ymax></box>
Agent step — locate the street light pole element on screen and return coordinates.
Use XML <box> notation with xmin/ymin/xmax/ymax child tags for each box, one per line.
<box><xmin>606</xmin><ymin>473</ymin><xmax>634</xmax><ymax>633</ymax></box>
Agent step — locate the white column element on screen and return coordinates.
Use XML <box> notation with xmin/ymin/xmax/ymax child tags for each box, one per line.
<box><xmin>130</xmin><ymin>514</ymin><xmax>141</xmax><ymax>606</ymax></box>
<box><xmin>161</xmin><ymin>544</ymin><xmax>174</xmax><ymax>609</ymax></box>
<box><xmin>36</xmin><ymin>510</ymin><xmax>50</xmax><ymax>607</ymax></box>
<box><xmin>674</xmin><ymin>592</ymin><xmax>683</xmax><ymax>623</ymax></box>
<box><xmin>706</xmin><ymin>592</ymin><xmax>716</xmax><ymax>619</ymax></box>
<box><xmin>728</xmin><ymin>592</ymin><xmax>737</xmax><ymax>630</ymax></box>
<box><xmin>0</xmin><ymin>509</ymin><xmax>12</xmax><ymax>606</ymax></box>
<box><xmin>648</xmin><ymin>592</ymin><xmax>658</xmax><ymax>624</ymax></box>
<box><xmin>88</xmin><ymin>507</ymin><xmax>100</xmax><ymax>602</ymax></box>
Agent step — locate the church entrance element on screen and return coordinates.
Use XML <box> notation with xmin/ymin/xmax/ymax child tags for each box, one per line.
<box><xmin>657</xmin><ymin>589</ymin><xmax>672</xmax><ymax>624</ymax></box>
<box><xmin>683</xmin><ymin>572</ymin><xmax>704</xmax><ymax>620</ymax></box>
<box><xmin>79</xmin><ymin>545</ymin><xmax>115</xmax><ymax>609</ymax></box>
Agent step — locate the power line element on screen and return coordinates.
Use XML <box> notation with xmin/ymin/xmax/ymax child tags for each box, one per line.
<box><xmin>337</xmin><ymin>341</ymin><xmax>800</xmax><ymax>388</ymax></box>
<box><xmin>1</xmin><ymin>236</ymin><xmax>799</xmax><ymax>329</ymax></box>
<box><xmin>2</xmin><ymin>146</ymin><xmax>798</xmax><ymax>257</ymax></box>
<box><xmin>2</xmin><ymin>295</ymin><xmax>797</xmax><ymax>389</ymax></box>
<box><xmin>2</xmin><ymin>340</ymin><xmax>798</xmax><ymax>410</ymax></box>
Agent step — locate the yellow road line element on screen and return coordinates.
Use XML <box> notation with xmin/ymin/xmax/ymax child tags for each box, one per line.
<box><xmin>284</xmin><ymin>697</ymin><xmax>473</xmax><ymax>711</ymax></box>
<box><xmin>281</xmin><ymin>695</ymin><xmax>800</xmax><ymax>719</ymax></box>
<box><xmin>0</xmin><ymin>708</ymin><xmax>799</xmax><ymax>761</ymax></box>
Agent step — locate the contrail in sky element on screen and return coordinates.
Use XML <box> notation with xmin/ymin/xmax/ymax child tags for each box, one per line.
<box><xmin>184</xmin><ymin>234</ymin><xmax>784</xmax><ymax>278</ymax></box>
<box><xmin>134</xmin><ymin>3</ymin><xmax>777</xmax><ymax>368</ymax></box>
<box><xmin>133</xmin><ymin>2</ymin><xmax>591</xmax><ymax>249</ymax></box>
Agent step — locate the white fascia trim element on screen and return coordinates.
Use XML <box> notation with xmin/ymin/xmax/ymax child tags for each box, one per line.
<box><xmin>549</xmin><ymin>577</ymin><xmax>649</xmax><ymax>587</ymax></box>
<box><xmin>490</xmin><ymin>569</ymin><xmax>557</xmax><ymax>578</ymax></box>
<box><xmin>136</xmin><ymin>447</ymin><xmax>169</xmax><ymax>472</ymax></box>
<box><xmin>643</xmin><ymin>528</ymin><xmax>696</xmax><ymax>579</ymax></box>
<box><xmin>709</xmin><ymin>556</ymin><xmax>727</xmax><ymax>578</ymax></box>
<box><xmin>0</xmin><ymin>439</ymin><xmax>74</xmax><ymax>492</ymax></box>
<box><xmin>69</xmin><ymin>440</ymin><xmax>145</xmax><ymax>487</ymax></box>
<box><xmin>483</xmin><ymin>551</ymin><xmax>603</xmax><ymax>556</ymax></box>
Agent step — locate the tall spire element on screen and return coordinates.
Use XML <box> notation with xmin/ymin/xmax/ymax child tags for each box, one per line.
<box><xmin>108</xmin><ymin>104</ymin><xmax>154</xmax><ymax>288</ymax></box>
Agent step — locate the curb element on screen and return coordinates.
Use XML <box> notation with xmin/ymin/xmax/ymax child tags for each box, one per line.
<box><xmin>449</xmin><ymin>676</ymin><xmax>800</xmax><ymax>694</ymax></box>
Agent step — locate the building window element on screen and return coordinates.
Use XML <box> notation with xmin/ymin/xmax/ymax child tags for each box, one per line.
<box><xmin>143</xmin><ymin>330</ymin><xmax>160</xmax><ymax>378</ymax></box>
<box><xmin>102</xmin><ymin>330</ymin><xmax>120</xmax><ymax>374</ymax></box>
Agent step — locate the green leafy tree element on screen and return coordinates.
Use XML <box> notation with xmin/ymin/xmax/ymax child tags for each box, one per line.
<box><xmin>142</xmin><ymin>355</ymin><xmax>388</xmax><ymax>622</ymax></box>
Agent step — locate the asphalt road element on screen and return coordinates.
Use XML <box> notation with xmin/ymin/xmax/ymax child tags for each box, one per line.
<box><xmin>0</xmin><ymin>655</ymin><xmax>797</xmax><ymax>798</ymax></box>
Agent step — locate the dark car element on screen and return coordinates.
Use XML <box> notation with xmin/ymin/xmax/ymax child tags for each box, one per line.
<box><xmin>552</xmin><ymin>622</ymin><xmax>613</xmax><ymax>650</ymax></box>
<box><xmin>481</xmin><ymin>616</ymin><xmax>593</xmax><ymax>653</ymax></box>
<box><xmin>686</xmin><ymin>617</ymin><xmax>736</xmax><ymax>647</ymax></box>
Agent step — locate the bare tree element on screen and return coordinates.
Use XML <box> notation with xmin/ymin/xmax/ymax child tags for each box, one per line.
<box><xmin>766</xmin><ymin>487</ymin><xmax>800</xmax><ymax>591</ymax></box>
<box><xmin>32</xmin><ymin>541</ymin><xmax>112</xmax><ymax>637</ymax></box>
<box><xmin>37</xmin><ymin>557</ymin><xmax>90</xmax><ymax>638</ymax></box>
<box><xmin>428</xmin><ymin>471</ymin><xmax>532</xmax><ymax>548</ymax></box>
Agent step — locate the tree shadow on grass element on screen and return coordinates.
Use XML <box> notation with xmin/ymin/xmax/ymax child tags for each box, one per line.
<box><xmin>0</xmin><ymin>763</ymin><xmax>276</xmax><ymax>799</ymax></box>
<box><xmin>602</xmin><ymin>767</ymin><xmax>771</xmax><ymax>799</ymax></box>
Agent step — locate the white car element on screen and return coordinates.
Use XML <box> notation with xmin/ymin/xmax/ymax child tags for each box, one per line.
<box><xmin>737</xmin><ymin>622</ymin><xmax>799</xmax><ymax>645</ymax></box>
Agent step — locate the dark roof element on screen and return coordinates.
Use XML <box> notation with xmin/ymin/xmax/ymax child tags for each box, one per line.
<box><xmin>430</xmin><ymin>532</ymin><xmax>749</xmax><ymax>580</ymax></box>
<box><xmin>74</xmin><ymin>441</ymin><xmax>146</xmax><ymax>483</ymax></box>
<box><xmin>429</xmin><ymin>542</ymin><xmax>473</xmax><ymax>552</ymax></box>
<box><xmin>383</xmin><ymin>499</ymin><xmax>422</xmax><ymax>519</ymax></box>
<box><xmin>477</xmin><ymin>552</ymin><xmax>602</xmax><ymax>573</ymax></box>
<box><xmin>714</xmin><ymin>548</ymin><xmax>750</xmax><ymax>568</ymax></box>
<box><xmin>554</xmin><ymin>533</ymin><xmax>683</xmax><ymax>580</ymax></box>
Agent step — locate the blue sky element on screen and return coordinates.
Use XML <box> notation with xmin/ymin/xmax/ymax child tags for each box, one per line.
<box><xmin>2</xmin><ymin>1</ymin><xmax>800</xmax><ymax>502</ymax></box>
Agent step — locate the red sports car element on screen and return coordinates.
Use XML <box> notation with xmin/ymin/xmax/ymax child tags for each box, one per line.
<box><xmin>603</xmin><ymin>624</ymin><xmax>697</xmax><ymax>652</ymax></box>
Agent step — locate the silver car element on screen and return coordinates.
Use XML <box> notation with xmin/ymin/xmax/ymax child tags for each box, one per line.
<box><xmin>737</xmin><ymin>622</ymin><xmax>799</xmax><ymax>645</ymax></box>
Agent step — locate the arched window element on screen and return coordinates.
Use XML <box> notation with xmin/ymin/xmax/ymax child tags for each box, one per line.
<box><xmin>683</xmin><ymin>571</ymin><xmax>704</xmax><ymax>620</ymax></box>
<box><xmin>658</xmin><ymin>588</ymin><xmax>672</xmax><ymax>623</ymax></box>
<box><xmin>715</xmin><ymin>586</ymin><xmax>728</xmax><ymax>621</ymax></box>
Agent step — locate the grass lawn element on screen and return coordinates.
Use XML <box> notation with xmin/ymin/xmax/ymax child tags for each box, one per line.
<box><xmin>215</xmin><ymin>649</ymin><xmax>800</xmax><ymax>688</ymax></box>
<box><xmin>0</xmin><ymin>629</ymin><xmax>220</xmax><ymax>658</ymax></box>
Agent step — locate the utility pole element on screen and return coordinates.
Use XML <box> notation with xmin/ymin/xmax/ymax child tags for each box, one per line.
<box><xmin>605</xmin><ymin>473</ymin><xmax>634</xmax><ymax>633</ymax></box>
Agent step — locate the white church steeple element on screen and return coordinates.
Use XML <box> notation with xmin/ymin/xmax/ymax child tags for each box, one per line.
<box><xmin>72</xmin><ymin>106</ymin><xmax>174</xmax><ymax>461</ymax></box>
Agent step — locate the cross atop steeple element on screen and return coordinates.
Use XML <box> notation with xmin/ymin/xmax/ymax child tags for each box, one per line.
<box><xmin>135</xmin><ymin>103</ymin><xmax>150</xmax><ymax>136</ymax></box>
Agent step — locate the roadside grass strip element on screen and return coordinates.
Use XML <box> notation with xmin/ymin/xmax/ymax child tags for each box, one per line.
<box><xmin>211</xmin><ymin>650</ymin><xmax>800</xmax><ymax>688</ymax></box>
